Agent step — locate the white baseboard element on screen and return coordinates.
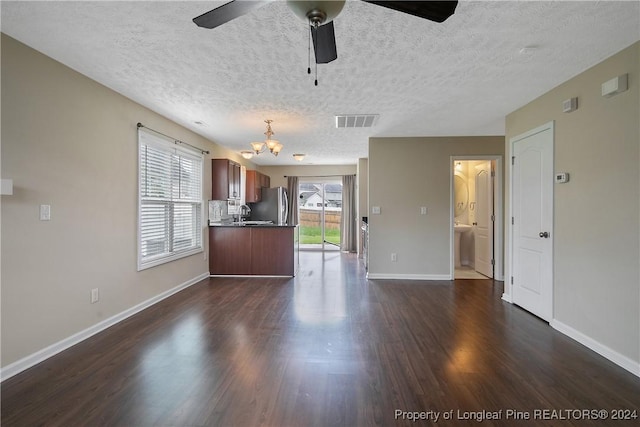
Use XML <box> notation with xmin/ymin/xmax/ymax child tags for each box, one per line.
<box><xmin>366</xmin><ymin>273</ymin><xmax>452</xmax><ymax>281</ymax></box>
<box><xmin>550</xmin><ymin>319</ymin><xmax>640</xmax><ymax>378</ymax></box>
<box><xmin>501</xmin><ymin>292</ymin><xmax>513</xmax><ymax>303</ymax></box>
<box><xmin>1</xmin><ymin>272</ymin><xmax>210</xmax><ymax>382</ymax></box>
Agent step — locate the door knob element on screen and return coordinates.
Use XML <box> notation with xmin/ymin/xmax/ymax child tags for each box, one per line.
<box><xmin>539</xmin><ymin>231</ymin><xmax>550</xmax><ymax>238</ymax></box>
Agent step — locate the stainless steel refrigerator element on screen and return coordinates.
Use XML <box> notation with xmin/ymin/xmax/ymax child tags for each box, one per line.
<box><xmin>250</xmin><ymin>187</ymin><xmax>288</xmax><ymax>225</ymax></box>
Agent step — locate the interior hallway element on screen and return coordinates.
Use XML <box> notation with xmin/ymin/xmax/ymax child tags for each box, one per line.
<box><xmin>2</xmin><ymin>252</ymin><xmax>639</xmax><ymax>426</ymax></box>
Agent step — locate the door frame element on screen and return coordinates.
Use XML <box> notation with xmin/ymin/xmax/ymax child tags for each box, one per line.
<box><xmin>505</xmin><ymin>121</ymin><xmax>554</xmax><ymax>310</ymax></box>
<box><xmin>449</xmin><ymin>155</ymin><xmax>504</xmax><ymax>281</ymax></box>
<box><xmin>473</xmin><ymin>161</ymin><xmax>494</xmax><ymax>277</ymax></box>
<box><xmin>298</xmin><ymin>178</ymin><xmax>342</xmax><ymax>251</ymax></box>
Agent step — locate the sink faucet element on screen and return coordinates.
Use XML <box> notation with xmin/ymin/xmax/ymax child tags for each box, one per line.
<box><xmin>238</xmin><ymin>204</ymin><xmax>251</xmax><ymax>223</ymax></box>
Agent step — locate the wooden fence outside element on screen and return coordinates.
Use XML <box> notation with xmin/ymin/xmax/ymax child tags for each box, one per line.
<box><xmin>299</xmin><ymin>208</ymin><xmax>341</xmax><ymax>230</ymax></box>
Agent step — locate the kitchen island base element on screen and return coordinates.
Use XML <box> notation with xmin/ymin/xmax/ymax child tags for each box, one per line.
<box><xmin>209</xmin><ymin>225</ymin><xmax>299</xmax><ymax>276</ymax></box>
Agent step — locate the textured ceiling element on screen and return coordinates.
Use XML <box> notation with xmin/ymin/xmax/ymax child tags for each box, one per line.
<box><xmin>2</xmin><ymin>1</ymin><xmax>639</xmax><ymax>165</ymax></box>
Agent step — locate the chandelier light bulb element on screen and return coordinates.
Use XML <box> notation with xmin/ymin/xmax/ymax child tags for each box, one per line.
<box><xmin>251</xmin><ymin>141</ymin><xmax>266</xmax><ymax>155</ymax></box>
<box><xmin>247</xmin><ymin>119</ymin><xmax>283</xmax><ymax>157</ymax></box>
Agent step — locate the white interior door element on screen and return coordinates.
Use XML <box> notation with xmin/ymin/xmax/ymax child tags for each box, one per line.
<box><xmin>511</xmin><ymin>123</ymin><xmax>554</xmax><ymax>321</ymax></box>
<box><xmin>474</xmin><ymin>162</ymin><xmax>493</xmax><ymax>277</ymax></box>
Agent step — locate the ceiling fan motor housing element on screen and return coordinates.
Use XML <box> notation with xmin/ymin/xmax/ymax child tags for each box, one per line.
<box><xmin>287</xmin><ymin>0</ymin><xmax>346</xmax><ymax>25</ymax></box>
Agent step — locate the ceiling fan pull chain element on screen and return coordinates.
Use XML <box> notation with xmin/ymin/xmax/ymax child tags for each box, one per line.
<box><xmin>307</xmin><ymin>22</ymin><xmax>311</xmax><ymax>75</ymax></box>
<box><xmin>313</xmin><ymin>21</ymin><xmax>318</xmax><ymax>86</ymax></box>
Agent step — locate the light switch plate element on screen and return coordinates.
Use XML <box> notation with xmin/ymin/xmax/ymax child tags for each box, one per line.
<box><xmin>40</xmin><ymin>204</ymin><xmax>51</xmax><ymax>221</ymax></box>
<box><xmin>555</xmin><ymin>173</ymin><xmax>570</xmax><ymax>184</ymax></box>
<box><xmin>91</xmin><ymin>288</ymin><xmax>99</xmax><ymax>304</ymax></box>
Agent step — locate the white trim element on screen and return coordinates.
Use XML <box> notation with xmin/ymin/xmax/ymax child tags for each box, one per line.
<box><xmin>366</xmin><ymin>273</ymin><xmax>451</xmax><ymax>281</ymax></box>
<box><xmin>139</xmin><ymin>247</ymin><xmax>203</xmax><ymax>271</ymax></box>
<box><xmin>551</xmin><ymin>319</ymin><xmax>640</xmax><ymax>378</ymax></box>
<box><xmin>208</xmin><ymin>274</ymin><xmax>294</xmax><ymax>278</ymax></box>
<box><xmin>1</xmin><ymin>272</ymin><xmax>210</xmax><ymax>382</ymax></box>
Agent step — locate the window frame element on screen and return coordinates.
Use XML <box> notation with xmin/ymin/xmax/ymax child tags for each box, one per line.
<box><xmin>137</xmin><ymin>128</ymin><xmax>204</xmax><ymax>271</ymax></box>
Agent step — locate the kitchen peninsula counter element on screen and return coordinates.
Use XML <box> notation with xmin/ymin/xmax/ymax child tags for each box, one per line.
<box><xmin>208</xmin><ymin>224</ymin><xmax>299</xmax><ymax>276</ymax></box>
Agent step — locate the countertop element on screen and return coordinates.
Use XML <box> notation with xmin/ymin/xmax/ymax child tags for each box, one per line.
<box><xmin>209</xmin><ymin>222</ymin><xmax>297</xmax><ymax>228</ymax></box>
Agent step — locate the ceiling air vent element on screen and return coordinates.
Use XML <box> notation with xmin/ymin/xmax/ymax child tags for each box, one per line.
<box><xmin>335</xmin><ymin>114</ymin><xmax>379</xmax><ymax>128</ymax></box>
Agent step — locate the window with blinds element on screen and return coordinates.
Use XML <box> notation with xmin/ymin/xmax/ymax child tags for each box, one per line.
<box><xmin>138</xmin><ymin>129</ymin><xmax>203</xmax><ymax>270</ymax></box>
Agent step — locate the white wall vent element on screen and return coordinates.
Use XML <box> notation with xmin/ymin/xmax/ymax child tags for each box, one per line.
<box><xmin>335</xmin><ymin>114</ymin><xmax>379</xmax><ymax>128</ymax></box>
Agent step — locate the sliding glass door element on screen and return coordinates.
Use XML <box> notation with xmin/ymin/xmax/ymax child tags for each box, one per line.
<box><xmin>298</xmin><ymin>180</ymin><xmax>342</xmax><ymax>251</ymax></box>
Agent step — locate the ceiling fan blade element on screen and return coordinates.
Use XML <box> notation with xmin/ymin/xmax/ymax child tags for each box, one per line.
<box><xmin>311</xmin><ymin>21</ymin><xmax>338</xmax><ymax>64</ymax></box>
<box><xmin>362</xmin><ymin>1</ymin><xmax>458</xmax><ymax>23</ymax></box>
<box><xmin>193</xmin><ymin>1</ymin><xmax>271</xmax><ymax>29</ymax></box>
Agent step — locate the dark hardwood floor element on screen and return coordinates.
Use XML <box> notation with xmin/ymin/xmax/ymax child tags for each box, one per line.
<box><xmin>2</xmin><ymin>252</ymin><xmax>639</xmax><ymax>426</ymax></box>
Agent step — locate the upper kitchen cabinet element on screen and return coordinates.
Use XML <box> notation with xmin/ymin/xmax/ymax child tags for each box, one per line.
<box><xmin>212</xmin><ymin>159</ymin><xmax>241</xmax><ymax>200</ymax></box>
<box><xmin>245</xmin><ymin>170</ymin><xmax>271</xmax><ymax>203</ymax></box>
<box><xmin>260</xmin><ymin>172</ymin><xmax>271</xmax><ymax>189</ymax></box>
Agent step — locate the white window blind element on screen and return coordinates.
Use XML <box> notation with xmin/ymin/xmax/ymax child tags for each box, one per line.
<box><xmin>138</xmin><ymin>128</ymin><xmax>203</xmax><ymax>270</ymax></box>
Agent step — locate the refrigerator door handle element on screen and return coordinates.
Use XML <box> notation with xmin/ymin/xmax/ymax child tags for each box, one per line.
<box><xmin>283</xmin><ymin>189</ymin><xmax>289</xmax><ymax>225</ymax></box>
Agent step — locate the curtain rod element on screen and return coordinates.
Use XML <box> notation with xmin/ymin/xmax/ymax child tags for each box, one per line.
<box><xmin>137</xmin><ymin>123</ymin><xmax>210</xmax><ymax>155</ymax></box>
<box><xmin>284</xmin><ymin>174</ymin><xmax>355</xmax><ymax>178</ymax></box>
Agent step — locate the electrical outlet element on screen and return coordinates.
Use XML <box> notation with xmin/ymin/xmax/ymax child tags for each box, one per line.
<box><xmin>90</xmin><ymin>288</ymin><xmax>99</xmax><ymax>304</ymax></box>
<box><xmin>391</xmin><ymin>253</ymin><xmax>397</xmax><ymax>262</ymax></box>
<box><xmin>420</xmin><ymin>206</ymin><xmax>427</xmax><ymax>215</ymax></box>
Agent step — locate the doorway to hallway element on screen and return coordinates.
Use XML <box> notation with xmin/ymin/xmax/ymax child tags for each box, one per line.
<box><xmin>451</xmin><ymin>156</ymin><xmax>504</xmax><ymax>280</ymax></box>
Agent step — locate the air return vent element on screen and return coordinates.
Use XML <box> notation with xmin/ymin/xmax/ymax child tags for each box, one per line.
<box><xmin>335</xmin><ymin>114</ymin><xmax>379</xmax><ymax>128</ymax></box>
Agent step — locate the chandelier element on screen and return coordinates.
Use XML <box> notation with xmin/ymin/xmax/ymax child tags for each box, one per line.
<box><xmin>241</xmin><ymin>120</ymin><xmax>283</xmax><ymax>159</ymax></box>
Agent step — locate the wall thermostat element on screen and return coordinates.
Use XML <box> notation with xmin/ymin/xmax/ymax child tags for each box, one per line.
<box><xmin>555</xmin><ymin>172</ymin><xmax>570</xmax><ymax>183</ymax></box>
<box><xmin>562</xmin><ymin>97</ymin><xmax>578</xmax><ymax>113</ymax></box>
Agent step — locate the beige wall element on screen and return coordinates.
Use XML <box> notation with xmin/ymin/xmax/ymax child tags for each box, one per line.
<box><xmin>0</xmin><ymin>34</ymin><xmax>257</xmax><ymax>368</ymax></box>
<box><xmin>368</xmin><ymin>136</ymin><xmax>504</xmax><ymax>278</ymax></box>
<box><xmin>505</xmin><ymin>42</ymin><xmax>639</xmax><ymax>365</ymax></box>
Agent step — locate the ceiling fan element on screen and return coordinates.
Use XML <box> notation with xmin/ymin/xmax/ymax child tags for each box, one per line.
<box><xmin>193</xmin><ymin>1</ymin><xmax>458</xmax><ymax>66</ymax></box>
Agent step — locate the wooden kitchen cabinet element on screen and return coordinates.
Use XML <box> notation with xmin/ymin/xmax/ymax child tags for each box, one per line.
<box><xmin>260</xmin><ymin>173</ymin><xmax>271</xmax><ymax>189</ymax></box>
<box><xmin>212</xmin><ymin>159</ymin><xmax>241</xmax><ymax>200</ymax></box>
<box><xmin>245</xmin><ymin>170</ymin><xmax>271</xmax><ymax>203</ymax></box>
<box><xmin>251</xmin><ymin>227</ymin><xmax>294</xmax><ymax>276</ymax></box>
<box><xmin>209</xmin><ymin>227</ymin><xmax>252</xmax><ymax>274</ymax></box>
<box><xmin>209</xmin><ymin>225</ymin><xmax>298</xmax><ymax>276</ymax></box>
